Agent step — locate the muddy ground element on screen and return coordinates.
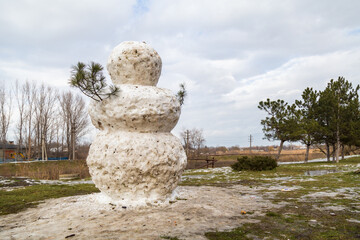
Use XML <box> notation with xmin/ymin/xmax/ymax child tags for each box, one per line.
<box><xmin>0</xmin><ymin>184</ymin><xmax>280</xmax><ymax>240</ymax></box>
<box><xmin>0</xmin><ymin>160</ymin><xmax>359</xmax><ymax>240</ymax></box>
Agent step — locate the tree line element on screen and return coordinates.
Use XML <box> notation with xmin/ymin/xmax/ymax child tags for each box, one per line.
<box><xmin>0</xmin><ymin>80</ymin><xmax>90</xmax><ymax>161</ymax></box>
<box><xmin>259</xmin><ymin>76</ymin><xmax>360</xmax><ymax>162</ymax></box>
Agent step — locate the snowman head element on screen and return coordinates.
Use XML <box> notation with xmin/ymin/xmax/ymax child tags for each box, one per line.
<box><xmin>107</xmin><ymin>41</ymin><xmax>162</xmax><ymax>86</ymax></box>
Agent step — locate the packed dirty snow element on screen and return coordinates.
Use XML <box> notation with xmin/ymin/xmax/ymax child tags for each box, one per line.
<box><xmin>87</xmin><ymin>41</ymin><xmax>187</xmax><ymax>205</ymax></box>
<box><xmin>0</xmin><ymin>185</ymin><xmax>279</xmax><ymax>240</ymax></box>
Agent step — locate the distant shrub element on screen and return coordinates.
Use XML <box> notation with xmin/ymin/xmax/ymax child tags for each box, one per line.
<box><xmin>231</xmin><ymin>156</ymin><xmax>277</xmax><ymax>171</ymax></box>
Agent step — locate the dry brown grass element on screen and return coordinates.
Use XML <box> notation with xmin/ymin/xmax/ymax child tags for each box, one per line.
<box><xmin>186</xmin><ymin>149</ymin><xmax>327</xmax><ymax>169</ymax></box>
<box><xmin>0</xmin><ymin>160</ymin><xmax>90</xmax><ymax>180</ymax></box>
<box><xmin>278</xmin><ymin>151</ymin><xmax>326</xmax><ymax>162</ymax></box>
<box><xmin>0</xmin><ymin>149</ymin><xmax>329</xmax><ymax>175</ymax></box>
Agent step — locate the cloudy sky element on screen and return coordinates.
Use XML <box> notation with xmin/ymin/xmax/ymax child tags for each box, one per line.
<box><xmin>1</xmin><ymin>0</ymin><xmax>360</xmax><ymax>147</ymax></box>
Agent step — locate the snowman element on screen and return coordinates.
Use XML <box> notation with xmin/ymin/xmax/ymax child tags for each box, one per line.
<box><xmin>86</xmin><ymin>41</ymin><xmax>187</xmax><ymax>206</ymax></box>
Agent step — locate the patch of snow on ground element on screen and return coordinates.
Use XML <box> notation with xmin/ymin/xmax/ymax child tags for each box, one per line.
<box><xmin>0</xmin><ymin>185</ymin><xmax>279</xmax><ymax>240</ymax></box>
<box><xmin>39</xmin><ymin>179</ymin><xmax>94</xmax><ymax>185</ymax></box>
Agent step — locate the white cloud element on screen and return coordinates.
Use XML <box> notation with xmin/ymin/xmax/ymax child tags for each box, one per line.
<box><xmin>1</xmin><ymin>0</ymin><xmax>360</xmax><ymax>147</ymax></box>
<box><xmin>0</xmin><ymin>0</ymin><xmax>135</xmax><ymax>41</ymax></box>
<box><xmin>224</xmin><ymin>49</ymin><xmax>360</xmax><ymax>110</ymax></box>
<box><xmin>0</xmin><ymin>60</ymin><xmax>69</xmax><ymax>88</ymax></box>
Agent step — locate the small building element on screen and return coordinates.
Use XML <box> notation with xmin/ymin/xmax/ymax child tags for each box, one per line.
<box><xmin>0</xmin><ymin>142</ymin><xmax>25</xmax><ymax>162</ymax></box>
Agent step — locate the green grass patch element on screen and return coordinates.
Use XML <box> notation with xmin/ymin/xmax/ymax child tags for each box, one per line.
<box><xmin>205</xmin><ymin>227</ymin><xmax>249</xmax><ymax>240</ymax></box>
<box><xmin>265</xmin><ymin>211</ymin><xmax>281</xmax><ymax>217</ymax></box>
<box><xmin>160</xmin><ymin>236</ymin><xmax>182</xmax><ymax>240</ymax></box>
<box><xmin>204</xmin><ymin>157</ymin><xmax>360</xmax><ymax>239</ymax></box>
<box><xmin>182</xmin><ymin>171</ymin><xmax>215</xmax><ymax>176</ymax></box>
<box><xmin>0</xmin><ymin>184</ymin><xmax>99</xmax><ymax>215</ymax></box>
<box><xmin>180</xmin><ymin>157</ymin><xmax>360</xmax><ymax>186</ymax></box>
<box><xmin>206</xmin><ymin>204</ymin><xmax>360</xmax><ymax>240</ymax></box>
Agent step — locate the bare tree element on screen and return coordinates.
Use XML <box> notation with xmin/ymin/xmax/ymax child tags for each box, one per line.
<box><xmin>14</xmin><ymin>80</ymin><xmax>27</xmax><ymax>160</ymax></box>
<box><xmin>23</xmin><ymin>81</ymin><xmax>37</xmax><ymax>160</ymax></box>
<box><xmin>43</xmin><ymin>86</ymin><xmax>58</xmax><ymax>159</ymax></box>
<box><xmin>50</xmin><ymin>112</ymin><xmax>63</xmax><ymax>158</ymax></box>
<box><xmin>33</xmin><ymin>84</ymin><xmax>45</xmax><ymax>159</ymax></box>
<box><xmin>180</xmin><ymin>128</ymin><xmax>206</xmax><ymax>158</ymax></box>
<box><xmin>0</xmin><ymin>84</ymin><xmax>12</xmax><ymax>160</ymax></box>
<box><xmin>59</xmin><ymin>91</ymin><xmax>89</xmax><ymax>160</ymax></box>
<box><xmin>60</xmin><ymin>92</ymin><xmax>72</xmax><ymax>159</ymax></box>
<box><xmin>33</xmin><ymin>84</ymin><xmax>58</xmax><ymax>160</ymax></box>
<box><xmin>192</xmin><ymin>128</ymin><xmax>206</xmax><ymax>156</ymax></box>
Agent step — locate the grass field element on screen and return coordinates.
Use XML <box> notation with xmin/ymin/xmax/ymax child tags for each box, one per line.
<box><xmin>0</xmin><ymin>184</ymin><xmax>99</xmax><ymax>215</ymax></box>
<box><xmin>183</xmin><ymin>157</ymin><xmax>360</xmax><ymax>239</ymax></box>
<box><xmin>0</xmin><ymin>157</ymin><xmax>359</xmax><ymax>239</ymax></box>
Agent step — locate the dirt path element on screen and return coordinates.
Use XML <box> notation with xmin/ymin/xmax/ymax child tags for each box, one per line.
<box><xmin>0</xmin><ymin>185</ymin><xmax>279</xmax><ymax>240</ymax></box>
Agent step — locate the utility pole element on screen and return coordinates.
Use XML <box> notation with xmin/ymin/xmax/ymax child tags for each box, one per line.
<box><xmin>249</xmin><ymin>134</ymin><xmax>253</xmax><ymax>154</ymax></box>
